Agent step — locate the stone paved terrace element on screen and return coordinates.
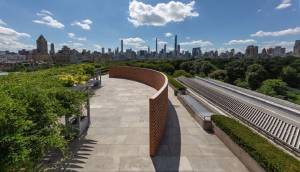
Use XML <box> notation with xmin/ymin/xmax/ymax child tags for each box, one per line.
<box><xmin>62</xmin><ymin>75</ymin><xmax>249</xmax><ymax>172</ymax></box>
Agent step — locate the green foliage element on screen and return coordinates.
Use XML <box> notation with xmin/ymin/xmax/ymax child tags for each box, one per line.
<box><xmin>234</xmin><ymin>79</ymin><xmax>249</xmax><ymax>89</ymax></box>
<box><xmin>209</xmin><ymin>70</ymin><xmax>227</xmax><ymax>81</ymax></box>
<box><xmin>257</xmin><ymin>79</ymin><xmax>288</xmax><ymax>99</ymax></box>
<box><xmin>167</xmin><ymin>75</ymin><xmax>186</xmax><ymax>91</ymax></box>
<box><xmin>212</xmin><ymin>115</ymin><xmax>300</xmax><ymax>172</ymax></box>
<box><xmin>246</xmin><ymin>64</ymin><xmax>268</xmax><ymax>90</ymax></box>
<box><xmin>281</xmin><ymin>66</ymin><xmax>300</xmax><ymax>88</ymax></box>
<box><xmin>173</xmin><ymin>70</ymin><xmax>192</xmax><ymax>78</ymax></box>
<box><xmin>0</xmin><ymin>64</ymin><xmax>90</xmax><ymax>171</ymax></box>
<box><xmin>158</xmin><ymin>63</ymin><xmax>175</xmax><ymax>75</ymax></box>
<box><xmin>180</xmin><ymin>61</ymin><xmax>194</xmax><ymax>74</ymax></box>
<box><xmin>290</xmin><ymin>59</ymin><xmax>300</xmax><ymax>72</ymax></box>
<box><xmin>225</xmin><ymin>60</ymin><xmax>247</xmax><ymax>83</ymax></box>
<box><xmin>193</xmin><ymin>61</ymin><xmax>216</xmax><ymax>76</ymax></box>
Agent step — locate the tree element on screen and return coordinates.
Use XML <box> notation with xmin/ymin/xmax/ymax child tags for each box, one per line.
<box><xmin>246</xmin><ymin>64</ymin><xmax>268</xmax><ymax>90</ymax></box>
<box><xmin>193</xmin><ymin>61</ymin><xmax>216</xmax><ymax>76</ymax></box>
<box><xmin>291</xmin><ymin>59</ymin><xmax>300</xmax><ymax>72</ymax></box>
<box><xmin>281</xmin><ymin>66</ymin><xmax>300</xmax><ymax>88</ymax></box>
<box><xmin>257</xmin><ymin>79</ymin><xmax>288</xmax><ymax>99</ymax></box>
<box><xmin>180</xmin><ymin>61</ymin><xmax>194</xmax><ymax>74</ymax></box>
<box><xmin>158</xmin><ymin>63</ymin><xmax>175</xmax><ymax>75</ymax></box>
<box><xmin>225</xmin><ymin>60</ymin><xmax>247</xmax><ymax>83</ymax></box>
<box><xmin>209</xmin><ymin>70</ymin><xmax>227</xmax><ymax>81</ymax></box>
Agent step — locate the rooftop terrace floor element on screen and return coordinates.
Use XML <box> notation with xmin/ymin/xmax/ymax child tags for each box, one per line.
<box><xmin>63</xmin><ymin>75</ymin><xmax>249</xmax><ymax>172</ymax></box>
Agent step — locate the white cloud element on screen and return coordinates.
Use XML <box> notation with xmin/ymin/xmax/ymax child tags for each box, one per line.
<box><xmin>225</xmin><ymin>39</ymin><xmax>257</xmax><ymax>45</ymax></box>
<box><xmin>276</xmin><ymin>0</ymin><xmax>292</xmax><ymax>10</ymax></box>
<box><xmin>122</xmin><ymin>37</ymin><xmax>148</xmax><ymax>50</ymax></box>
<box><xmin>0</xmin><ymin>19</ymin><xmax>7</xmax><ymax>26</ymax></box>
<box><xmin>37</xmin><ymin>9</ymin><xmax>53</xmax><ymax>16</ymax></box>
<box><xmin>33</xmin><ymin>10</ymin><xmax>64</xmax><ymax>29</ymax></box>
<box><xmin>68</xmin><ymin>32</ymin><xmax>87</xmax><ymax>41</ymax></box>
<box><xmin>165</xmin><ymin>32</ymin><xmax>173</xmax><ymax>37</ymax></box>
<box><xmin>93</xmin><ymin>44</ymin><xmax>102</xmax><ymax>50</ymax></box>
<box><xmin>251</xmin><ymin>27</ymin><xmax>300</xmax><ymax>37</ymax></box>
<box><xmin>180</xmin><ymin>40</ymin><xmax>213</xmax><ymax>47</ymax></box>
<box><xmin>128</xmin><ymin>0</ymin><xmax>199</xmax><ymax>27</ymax></box>
<box><xmin>260</xmin><ymin>41</ymin><xmax>294</xmax><ymax>51</ymax></box>
<box><xmin>71</xmin><ymin>19</ymin><xmax>93</xmax><ymax>30</ymax></box>
<box><xmin>0</xmin><ymin>26</ymin><xmax>33</xmax><ymax>51</ymax></box>
<box><xmin>158</xmin><ymin>41</ymin><xmax>168</xmax><ymax>45</ymax></box>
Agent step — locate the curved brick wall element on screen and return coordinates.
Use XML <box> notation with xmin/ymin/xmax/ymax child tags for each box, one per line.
<box><xmin>109</xmin><ymin>66</ymin><xmax>168</xmax><ymax>156</ymax></box>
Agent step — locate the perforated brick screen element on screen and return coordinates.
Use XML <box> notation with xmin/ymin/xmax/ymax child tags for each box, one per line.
<box><xmin>109</xmin><ymin>66</ymin><xmax>169</xmax><ymax>156</ymax></box>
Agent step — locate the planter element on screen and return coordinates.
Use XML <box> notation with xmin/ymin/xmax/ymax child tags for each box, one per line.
<box><xmin>177</xmin><ymin>94</ymin><xmax>212</xmax><ymax>131</ymax></box>
<box><xmin>212</xmin><ymin>122</ymin><xmax>265</xmax><ymax>172</ymax></box>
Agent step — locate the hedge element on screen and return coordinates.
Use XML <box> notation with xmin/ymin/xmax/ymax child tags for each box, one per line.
<box><xmin>166</xmin><ymin>75</ymin><xmax>186</xmax><ymax>91</ymax></box>
<box><xmin>212</xmin><ymin>115</ymin><xmax>300</xmax><ymax>172</ymax></box>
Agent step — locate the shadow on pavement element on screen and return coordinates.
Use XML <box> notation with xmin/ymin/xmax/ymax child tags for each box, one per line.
<box><xmin>151</xmin><ymin>100</ymin><xmax>181</xmax><ymax>172</ymax></box>
<box><xmin>43</xmin><ymin>132</ymin><xmax>97</xmax><ymax>172</ymax></box>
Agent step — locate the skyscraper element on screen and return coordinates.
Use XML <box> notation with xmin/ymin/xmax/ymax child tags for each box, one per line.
<box><xmin>121</xmin><ymin>40</ymin><xmax>124</xmax><ymax>54</ymax></box>
<box><xmin>294</xmin><ymin>40</ymin><xmax>300</xmax><ymax>57</ymax></box>
<box><xmin>102</xmin><ymin>48</ymin><xmax>105</xmax><ymax>54</ymax></box>
<box><xmin>245</xmin><ymin>45</ymin><xmax>258</xmax><ymax>58</ymax></box>
<box><xmin>261</xmin><ymin>48</ymin><xmax>268</xmax><ymax>57</ymax></box>
<box><xmin>174</xmin><ymin>35</ymin><xmax>178</xmax><ymax>56</ymax></box>
<box><xmin>164</xmin><ymin>44</ymin><xmax>167</xmax><ymax>54</ymax></box>
<box><xmin>36</xmin><ymin>35</ymin><xmax>48</xmax><ymax>54</ymax></box>
<box><xmin>273</xmin><ymin>46</ymin><xmax>286</xmax><ymax>57</ymax></box>
<box><xmin>177</xmin><ymin>44</ymin><xmax>181</xmax><ymax>55</ymax></box>
<box><xmin>192</xmin><ymin>47</ymin><xmax>202</xmax><ymax>57</ymax></box>
<box><xmin>155</xmin><ymin>38</ymin><xmax>158</xmax><ymax>54</ymax></box>
<box><xmin>50</xmin><ymin>43</ymin><xmax>55</xmax><ymax>56</ymax></box>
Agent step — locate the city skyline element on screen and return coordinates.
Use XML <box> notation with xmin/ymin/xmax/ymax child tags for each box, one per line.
<box><xmin>0</xmin><ymin>0</ymin><xmax>298</xmax><ymax>53</ymax></box>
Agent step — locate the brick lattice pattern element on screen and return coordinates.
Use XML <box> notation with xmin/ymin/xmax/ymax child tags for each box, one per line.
<box><xmin>109</xmin><ymin>66</ymin><xmax>168</xmax><ymax>156</ymax></box>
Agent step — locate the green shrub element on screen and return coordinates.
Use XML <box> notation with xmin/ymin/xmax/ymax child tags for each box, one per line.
<box><xmin>246</xmin><ymin>64</ymin><xmax>268</xmax><ymax>90</ymax></box>
<box><xmin>257</xmin><ymin>79</ymin><xmax>288</xmax><ymax>99</ymax></box>
<box><xmin>166</xmin><ymin>75</ymin><xmax>186</xmax><ymax>91</ymax></box>
<box><xmin>173</xmin><ymin>70</ymin><xmax>193</xmax><ymax>78</ymax></box>
<box><xmin>281</xmin><ymin>66</ymin><xmax>300</xmax><ymax>88</ymax></box>
<box><xmin>212</xmin><ymin>115</ymin><xmax>300</xmax><ymax>172</ymax></box>
<box><xmin>209</xmin><ymin>70</ymin><xmax>227</xmax><ymax>81</ymax></box>
<box><xmin>234</xmin><ymin>79</ymin><xmax>249</xmax><ymax>89</ymax></box>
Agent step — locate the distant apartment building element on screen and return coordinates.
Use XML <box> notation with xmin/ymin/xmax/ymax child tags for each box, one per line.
<box><xmin>174</xmin><ymin>35</ymin><xmax>178</xmax><ymax>56</ymax></box>
<box><xmin>273</xmin><ymin>46</ymin><xmax>286</xmax><ymax>57</ymax></box>
<box><xmin>266</xmin><ymin>46</ymin><xmax>286</xmax><ymax>57</ymax></box>
<box><xmin>294</xmin><ymin>40</ymin><xmax>300</xmax><ymax>57</ymax></box>
<box><xmin>36</xmin><ymin>35</ymin><xmax>48</xmax><ymax>54</ymax></box>
<box><xmin>261</xmin><ymin>48</ymin><xmax>268</xmax><ymax>58</ymax></box>
<box><xmin>192</xmin><ymin>47</ymin><xmax>202</xmax><ymax>58</ymax></box>
<box><xmin>245</xmin><ymin>45</ymin><xmax>258</xmax><ymax>58</ymax></box>
<box><xmin>0</xmin><ymin>53</ymin><xmax>26</xmax><ymax>64</ymax></box>
<box><xmin>50</xmin><ymin>43</ymin><xmax>55</xmax><ymax>56</ymax></box>
<box><xmin>32</xmin><ymin>35</ymin><xmax>52</xmax><ymax>63</ymax></box>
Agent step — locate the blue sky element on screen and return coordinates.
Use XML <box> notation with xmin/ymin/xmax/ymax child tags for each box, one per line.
<box><xmin>0</xmin><ymin>0</ymin><xmax>298</xmax><ymax>53</ymax></box>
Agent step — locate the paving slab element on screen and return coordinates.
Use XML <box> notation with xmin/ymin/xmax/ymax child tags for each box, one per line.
<box><xmin>60</xmin><ymin>75</ymin><xmax>249</xmax><ymax>172</ymax></box>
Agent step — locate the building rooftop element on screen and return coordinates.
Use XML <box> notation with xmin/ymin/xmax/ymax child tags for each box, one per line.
<box><xmin>54</xmin><ymin>75</ymin><xmax>248</xmax><ymax>171</ymax></box>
